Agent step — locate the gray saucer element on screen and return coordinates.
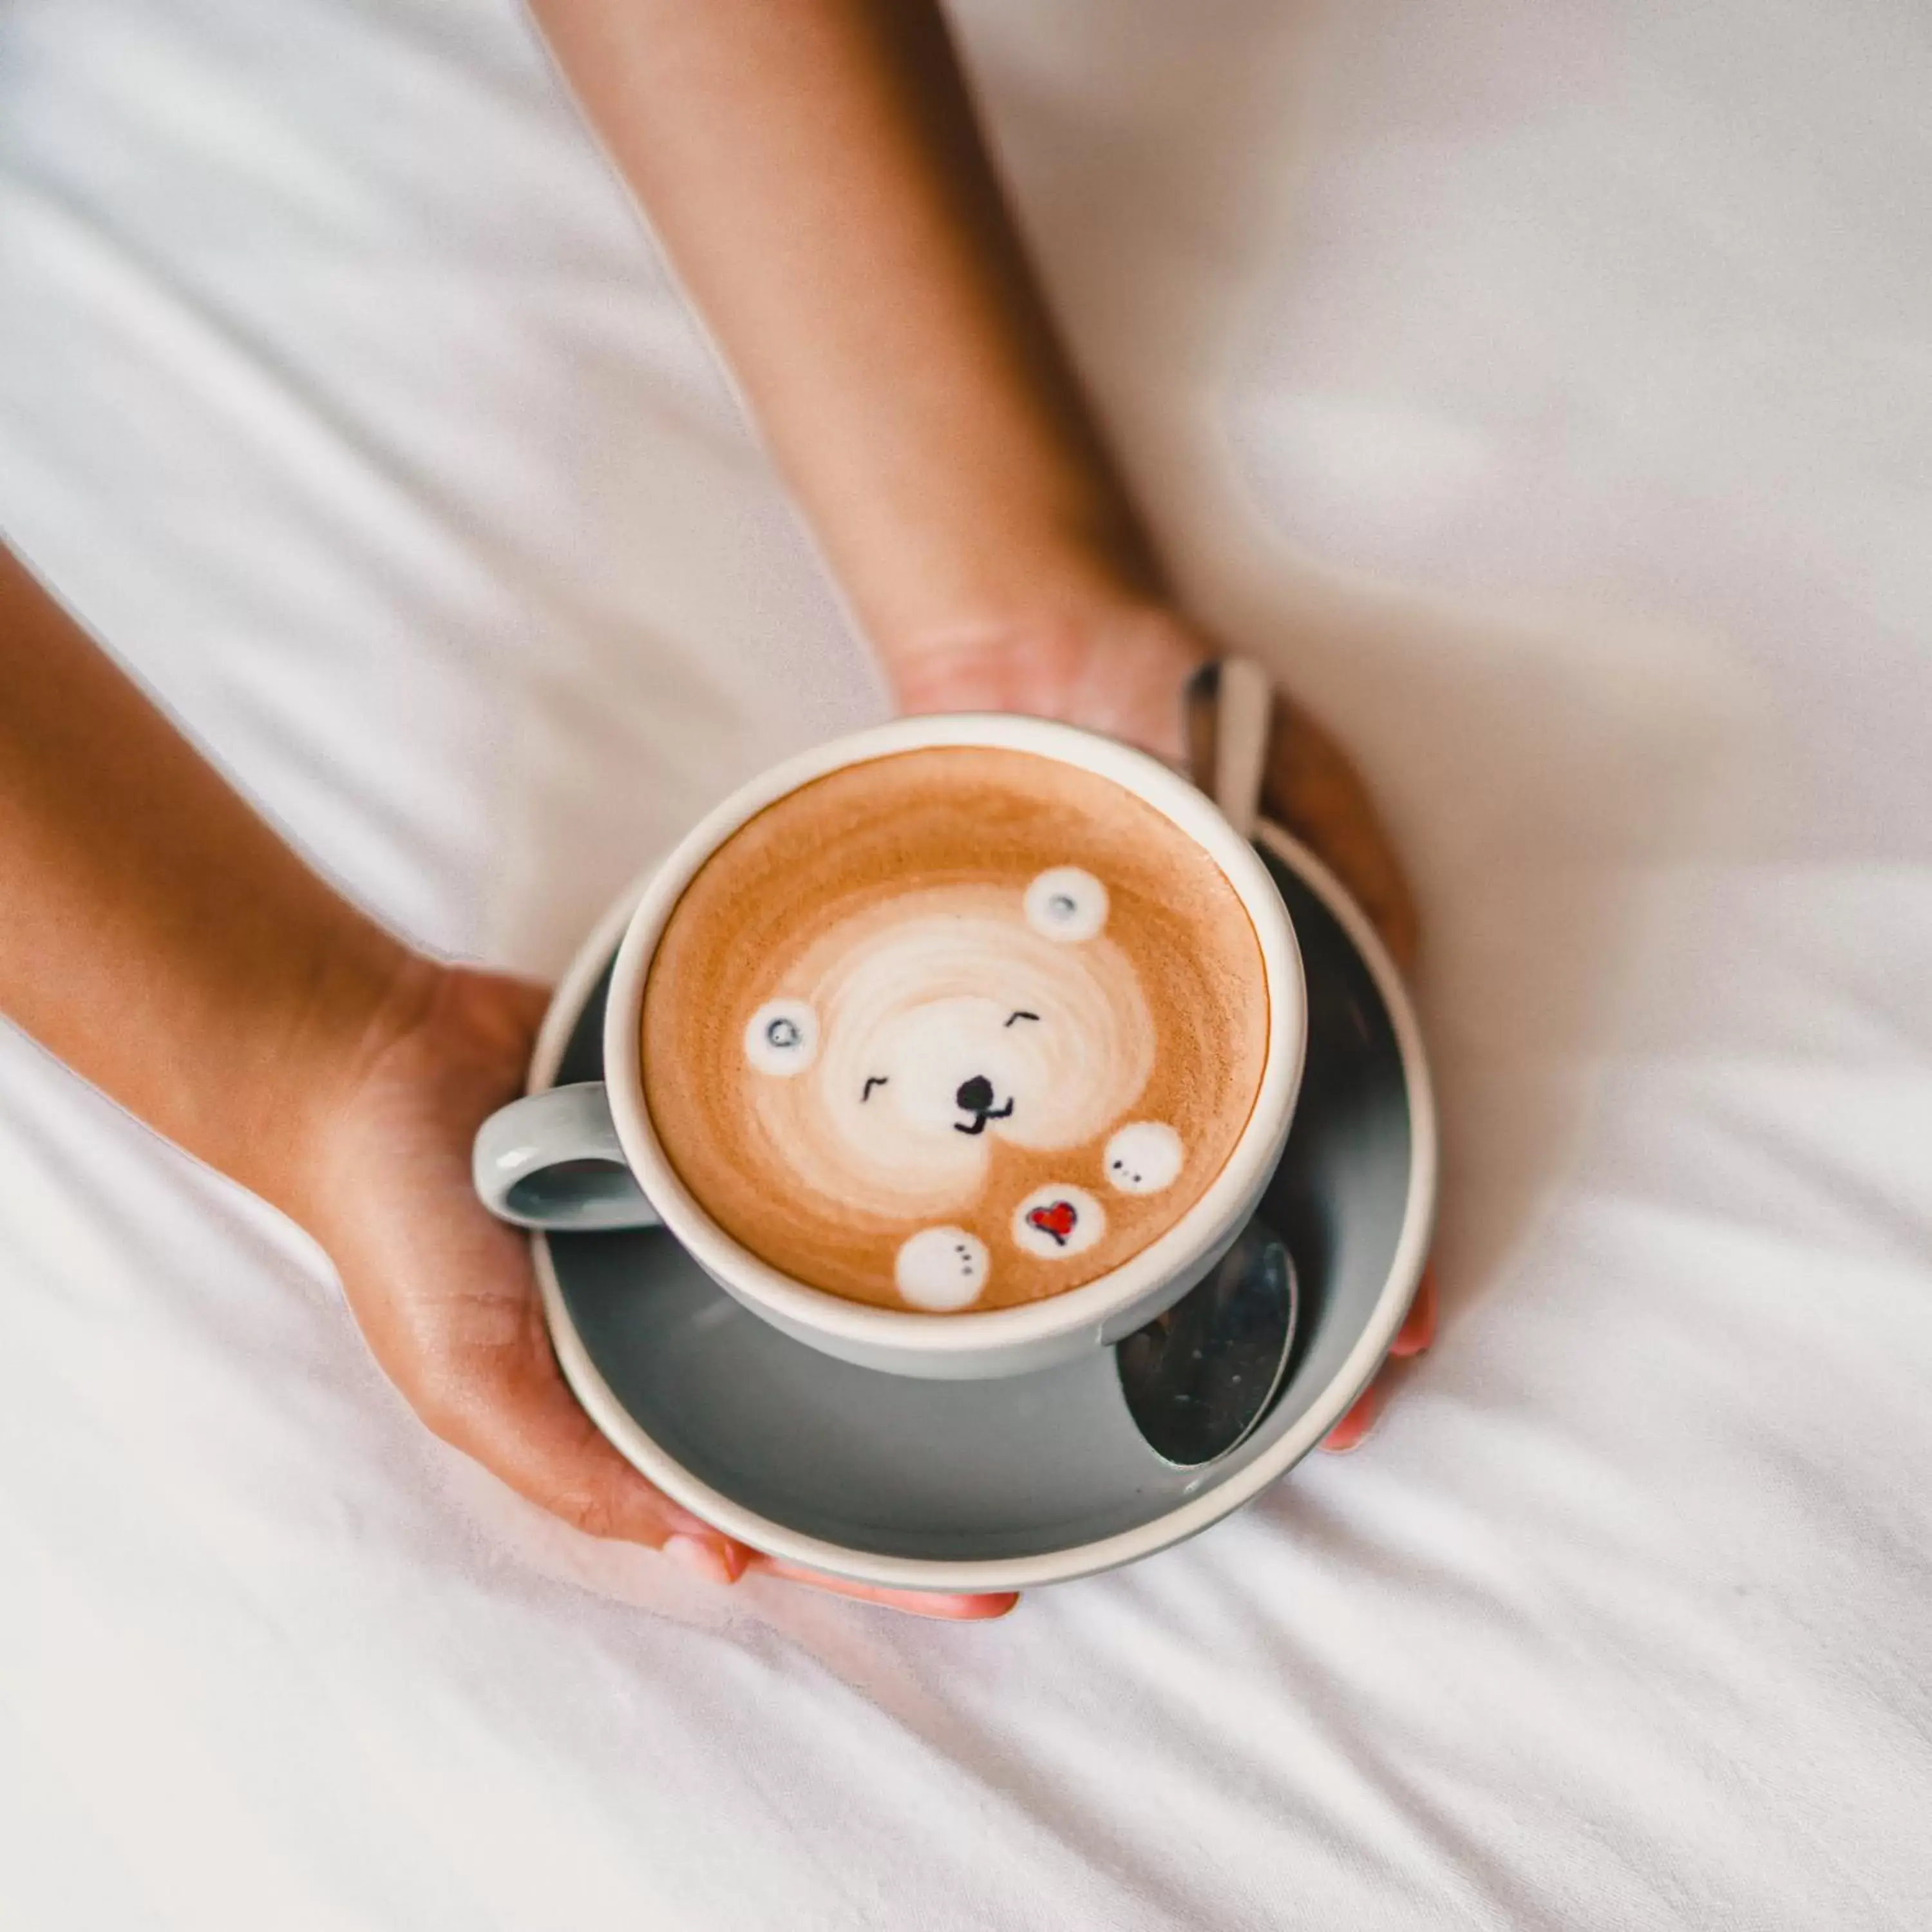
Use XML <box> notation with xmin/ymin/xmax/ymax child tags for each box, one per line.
<box><xmin>534</xmin><ymin>822</ymin><xmax>1435</xmax><ymax>1592</ymax></box>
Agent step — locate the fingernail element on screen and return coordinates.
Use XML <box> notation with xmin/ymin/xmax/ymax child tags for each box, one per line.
<box><xmin>933</xmin><ymin>1592</ymin><xmax>1021</xmax><ymax>1622</ymax></box>
<box><xmin>664</xmin><ymin>1535</ymin><xmax>737</xmax><ymax>1586</ymax></box>
<box><xmin>1321</xmin><ymin>1383</ymin><xmax>1387</xmax><ymax>1453</ymax></box>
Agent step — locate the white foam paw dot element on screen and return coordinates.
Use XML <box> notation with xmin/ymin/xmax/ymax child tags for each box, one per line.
<box><xmin>1103</xmin><ymin>1121</ymin><xmax>1184</xmax><ymax>1195</ymax></box>
<box><xmin>895</xmin><ymin>1227</ymin><xmax>990</xmax><ymax>1310</ymax></box>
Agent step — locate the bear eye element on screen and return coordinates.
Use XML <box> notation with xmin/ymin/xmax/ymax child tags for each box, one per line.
<box><xmin>1004</xmin><ymin>1009</ymin><xmax>1040</xmax><ymax>1027</ymax></box>
<box><xmin>743</xmin><ymin>999</ymin><xmax>819</xmax><ymax>1075</ymax></box>
<box><xmin>1024</xmin><ymin>867</ymin><xmax>1108</xmax><ymax>942</ymax></box>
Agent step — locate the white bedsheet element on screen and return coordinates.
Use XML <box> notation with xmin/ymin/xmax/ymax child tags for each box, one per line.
<box><xmin>3</xmin><ymin>1</ymin><xmax>1928</xmax><ymax>1924</ymax></box>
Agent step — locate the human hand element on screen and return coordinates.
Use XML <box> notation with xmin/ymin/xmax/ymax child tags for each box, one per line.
<box><xmin>298</xmin><ymin>959</ymin><xmax>1016</xmax><ymax>1618</ymax></box>
<box><xmin>893</xmin><ymin>603</ymin><xmax>1418</xmax><ymax>964</ymax></box>
<box><xmin>889</xmin><ymin>601</ymin><xmax>1435</xmax><ymax>1445</ymax></box>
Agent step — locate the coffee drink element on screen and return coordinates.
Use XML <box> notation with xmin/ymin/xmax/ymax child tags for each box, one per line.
<box><xmin>640</xmin><ymin>746</ymin><xmax>1269</xmax><ymax>1313</ymax></box>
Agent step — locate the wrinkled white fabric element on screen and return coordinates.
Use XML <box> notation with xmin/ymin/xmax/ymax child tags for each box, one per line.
<box><xmin>2</xmin><ymin>2</ymin><xmax>1927</xmax><ymax>1926</ymax></box>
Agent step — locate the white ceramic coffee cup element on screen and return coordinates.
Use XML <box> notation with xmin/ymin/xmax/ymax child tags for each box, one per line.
<box><xmin>473</xmin><ymin>713</ymin><xmax>1306</xmax><ymax>1379</ymax></box>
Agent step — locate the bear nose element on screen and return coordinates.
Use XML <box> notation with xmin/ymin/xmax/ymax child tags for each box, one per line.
<box><xmin>955</xmin><ymin>1074</ymin><xmax>995</xmax><ymax>1114</ymax></box>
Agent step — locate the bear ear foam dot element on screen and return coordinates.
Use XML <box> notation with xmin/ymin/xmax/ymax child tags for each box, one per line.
<box><xmin>1024</xmin><ymin>867</ymin><xmax>1108</xmax><ymax>942</ymax></box>
<box><xmin>744</xmin><ymin>998</ymin><xmax>819</xmax><ymax>1076</ymax></box>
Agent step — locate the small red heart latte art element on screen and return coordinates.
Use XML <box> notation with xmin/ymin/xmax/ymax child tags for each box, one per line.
<box><xmin>1027</xmin><ymin>1200</ymin><xmax>1078</xmax><ymax>1245</ymax></box>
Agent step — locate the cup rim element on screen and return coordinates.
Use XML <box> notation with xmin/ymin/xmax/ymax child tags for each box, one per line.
<box><xmin>601</xmin><ymin>713</ymin><xmax>1306</xmax><ymax>1361</ymax></box>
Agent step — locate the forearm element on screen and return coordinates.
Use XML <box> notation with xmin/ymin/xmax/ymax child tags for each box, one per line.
<box><xmin>528</xmin><ymin>0</ymin><xmax>1163</xmax><ymax>664</ymax></box>
<box><xmin>0</xmin><ymin>545</ymin><xmax>423</xmax><ymax>1224</ymax></box>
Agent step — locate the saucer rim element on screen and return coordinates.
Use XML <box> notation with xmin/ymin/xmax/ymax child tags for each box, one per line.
<box><xmin>531</xmin><ymin>818</ymin><xmax>1438</xmax><ymax>1592</ymax></box>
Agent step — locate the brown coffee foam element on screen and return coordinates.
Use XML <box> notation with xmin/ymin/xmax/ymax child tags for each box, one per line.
<box><xmin>640</xmin><ymin>746</ymin><xmax>1268</xmax><ymax>1311</ymax></box>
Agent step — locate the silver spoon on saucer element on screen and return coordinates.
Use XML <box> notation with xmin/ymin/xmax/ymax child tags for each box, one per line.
<box><xmin>1114</xmin><ymin>659</ymin><xmax>1298</xmax><ymax>1466</ymax></box>
<box><xmin>1116</xmin><ymin>1217</ymin><xmax>1299</xmax><ymax>1466</ymax></box>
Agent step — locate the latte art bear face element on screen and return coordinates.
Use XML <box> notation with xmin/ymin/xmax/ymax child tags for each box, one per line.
<box><xmin>749</xmin><ymin>878</ymin><xmax>1148</xmax><ymax>1200</ymax></box>
<box><xmin>641</xmin><ymin>747</ymin><xmax>1269</xmax><ymax>1313</ymax></box>
<box><xmin>736</xmin><ymin>875</ymin><xmax>1178</xmax><ymax>1307</ymax></box>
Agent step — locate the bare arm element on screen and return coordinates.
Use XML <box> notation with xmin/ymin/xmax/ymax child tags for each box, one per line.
<box><xmin>0</xmin><ymin>550</ymin><xmax>772</xmax><ymax>1587</ymax></box>
<box><xmin>0</xmin><ymin>545</ymin><xmax>417</xmax><ymax>1220</ymax></box>
<box><xmin>529</xmin><ymin>0</ymin><xmax>1181</xmax><ymax>723</ymax></box>
<box><xmin>528</xmin><ymin>0</ymin><xmax>1416</xmax><ymax>954</ymax></box>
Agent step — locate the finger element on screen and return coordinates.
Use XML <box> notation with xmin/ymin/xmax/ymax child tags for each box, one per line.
<box><xmin>422</xmin><ymin>1295</ymin><xmax>749</xmax><ymax>1580</ymax></box>
<box><xmin>1262</xmin><ymin>693</ymin><xmax>1421</xmax><ymax>970</ymax></box>
<box><xmin>746</xmin><ymin>1553</ymin><xmax>1019</xmax><ymax>1621</ymax></box>
<box><xmin>1388</xmin><ymin>1265</ymin><xmax>1438</xmax><ymax>1358</ymax></box>
<box><xmin>1317</xmin><ymin>1267</ymin><xmax>1435</xmax><ymax>1453</ymax></box>
<box><xmin>1319</xmin><ymin>1378</ymin><xmax>1388</xmax><ymax>1454</ymax></box>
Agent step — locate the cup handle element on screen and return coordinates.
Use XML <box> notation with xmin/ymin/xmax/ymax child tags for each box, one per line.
<box><xmin>471</xmin><ymin>1082</ymin><xmax>663</xmax><ymax>1231</ymax></box>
